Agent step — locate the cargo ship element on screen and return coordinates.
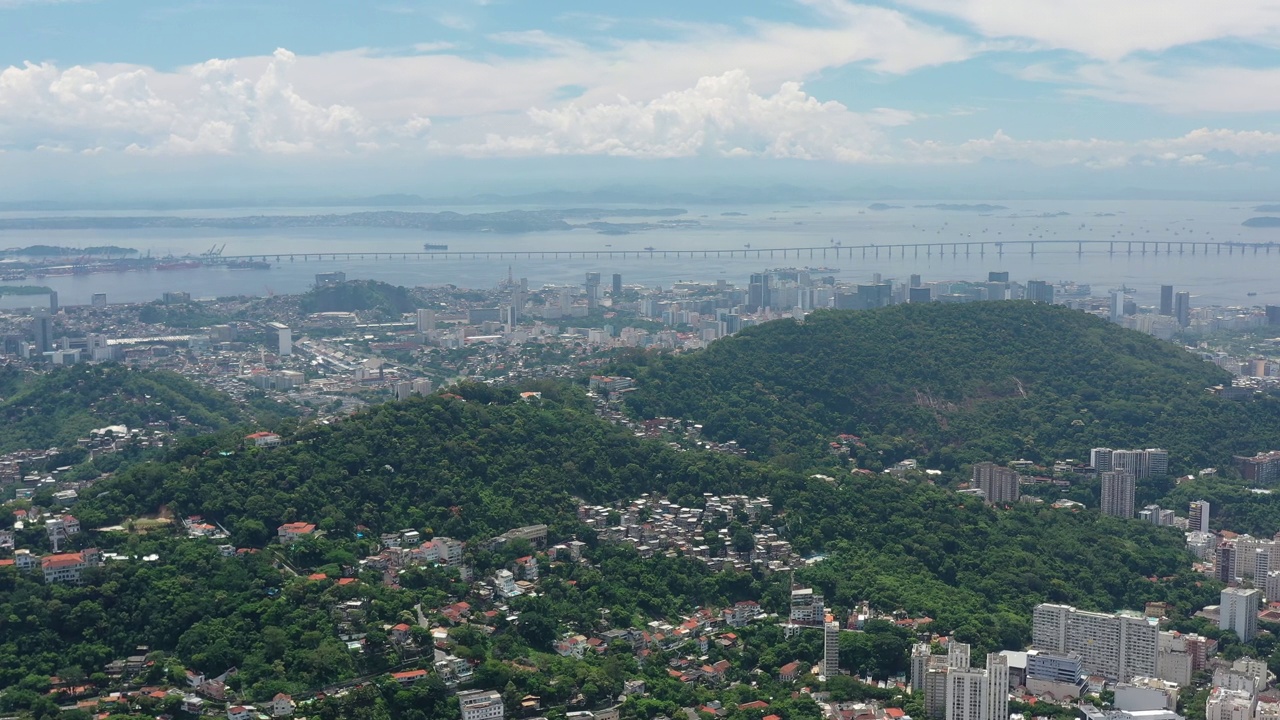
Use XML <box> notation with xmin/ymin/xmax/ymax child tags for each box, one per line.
<box><xmin>156</xmin><ymin>260</ymin><xmax>202</xmax><ymax>271</ymax></box>
<box><xmin>423</xmin><ymin>243</ymin><xmax>449</xmax><ymax>250</ymax></box>
<box><xmin>226</xmin><ymin>260</ymin><xmax>271</xmax><ymax>270</ymax></box>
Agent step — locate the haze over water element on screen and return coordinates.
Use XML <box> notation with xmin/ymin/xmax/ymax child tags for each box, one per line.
<box><xmin>2</xmin><ymin>199</ymin><xmax>1277</xmax><ymax>309</ymax></box>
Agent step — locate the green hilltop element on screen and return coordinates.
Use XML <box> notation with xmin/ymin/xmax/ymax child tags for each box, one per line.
<box><xmin>615</xmin><ymin>302</ymin><xmax>1280</xmax><ymax>472</ymax></box>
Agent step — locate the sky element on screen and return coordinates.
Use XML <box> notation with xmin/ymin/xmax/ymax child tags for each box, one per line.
<box><xmin>3</xmin><ymin>0</ymin><xmax>1280</xmax><ymax>201</ymax></box>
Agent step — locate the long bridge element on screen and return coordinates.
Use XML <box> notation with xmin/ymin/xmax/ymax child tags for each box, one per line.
<box><xmin>211</xmin><ymin>239</ymin><xmax>1280</xmax><ymax>263</ymax></box>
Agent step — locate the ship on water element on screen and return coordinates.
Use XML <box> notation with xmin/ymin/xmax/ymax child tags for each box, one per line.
<box><xmin>226</xmin><ymin>260</ymin><xmax>271</xmax><ymax>270</ymax></box>
<box><xmin>423</xmin><ymin>243</ymin><xmax>449</xmax><ymax>251</ymax></box>
<box><xmin>156</xmin><ymin>260</ymin><xmax>202</xmax><ymax>271</ymax></box>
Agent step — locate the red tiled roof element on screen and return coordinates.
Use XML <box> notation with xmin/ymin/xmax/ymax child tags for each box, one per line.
<box><xmin>42</xmin><ymin>552</ymin><xmax>84</xmax><ymax>569</ymax></box>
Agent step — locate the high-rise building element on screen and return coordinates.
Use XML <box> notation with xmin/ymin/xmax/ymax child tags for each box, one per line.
<box><xmin>909</xmin><ymin>287</ymin><xmax>934</xmax><ymax>303</ymax></box>
<box><xmin>1159</xmin><ymin>286</ymin><xmax>1174</xmax><ymax>316</ymax></box>
<box><xmin>91</xmin><ymin>293</ymin><xmax>108</xmax><ymax>307</ymax></box>
<box><xmin>972</xmin><ymin>462</ymin><xmax>1020</xmax><ymax>506</ymax></box>
<box><xmin>1174</xmin><ymin>291</ymin><xmax>1191</xmax><ymax>327</ymax></box>
<box><xmin>1101</xmin><ymin>471</ymin><xmax>1136</xmax><ymax>518</ymax></box>
<box><xmin>912</xmin><ymin>643</ymin><xmax>932</xmax><ymax>693</ymax></box>
<box><xmin>1091</xmin><ymin>448</ymin><xmax>1114</xmax><ymax>472</ymax></box>
<box><xmin>949</xmin><ymin>642</ymin><xmax>971</xmax><ymax>670</ymax></box>
<box><xmin>924</xmin><ymin>657</ymin><xmax>952</xmax><ymax>719</ymax></box>
<box><xmin>268</xmin><ymin>323</ymin><xmax>292</xmax><ymax>356</ymax></box>
<box><xmin>824</xmin><ymin>621</ymin><xmax>840</xmax><ymax>678</ymax></box>
<box><xmin>1267</xmin><ymin>305</ymin><xmax>1280</xmax><ymax>326</ymax></box>
<box><xmin>1189</xmin><ymin>500</ymin><xmax>1210</xmax><ymax>533</ymax></box>
<box><xmin>1219</xmin><ymin>587</ymin><xmax>1261</xmax><ymax>642</ymax></box>
<box><xmin>1216</xmin><ymin>542</ymin><xmax>1236</xmax><ymax>584</ymax></box>
<box><xmin>749</xmin><ymin>273</ymin><xmax>773</xmax><ymax>312</ymax></box>
<box><xmin>1110</xmin><ymin>290</ymin><xmax>1125</xmax><ymax>322</ymax></box>
<box><xmin>789</xmin><ymin>587</ymin><xmax>824</xmax><ymax>626</ymax></box>
<box><xmin>1026</xmin><ymin>280</ymin><xmax>1054</xmax><ymax>303</ymax></box>
<box><xmin>612</xmin><ymin>273</ymin><xmax>622</xmax><ymax>296</ymax></box>
<box><xmin>1206</xmin><ymin>687</ymin><xmax>1254</xmax><ymax>720</ymax></box>
<box><xmin>910</xmin><ymin>274</ymin><xmax>923</xmax><ymax>288</ymax></box>
<box><xmin>30</xmin><ymin>308</ymin><xmax>52</xmax><ymax>354</ymax></box>
<box><xmin>416</xmin><ymin>309</ymin><xmax>436</xmax><ymax>333</ymax></box>
<box><xmin>1267</xmin><ymin>570</ymin><xmax>1280</xmax><ymax>604</ymax></box>
<box><xmin>945</xmin><ymin>653</ymin><xmax>1008</xmax><ymax>720</ymax></box>
<box><xmin>1031</xmin><ymin>604</ymin><xmax>1159</xmax><ymax>680</ymax></box>
<box><xmin>988</xmin><ymin>271</ymin><xmax>1010</xmax><ymax>283</ymax></box>
<box><xmin>585</xmin><ymin>272</ymin><xmax>601</xmax><ymax>310</ymax></box>
<box><xmin>857</xmin><ymin>283</ymin><xmax>894</xmax><ymax>309</ymax></box>
<box><xmin>1094</xmin><ymin>448</ymin><xmax>1168</xmax><ymax>479</ymax></box>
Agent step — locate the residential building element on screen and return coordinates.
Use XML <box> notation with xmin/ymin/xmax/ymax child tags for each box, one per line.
<box><xmin>246</xmin><ymin>431</ymin><xmax>282</xmax><ymax>448</ymax></box>
<box><xmin>1216</xmin><ymin>542</ymin><xmax>1237</xmax><ymax>584</ymax></box>
<box><xmin>1026</xmin><ymin>650</ymin><xmax>1086</xmax><ymax>700</ymax></box>
<box><xmin>1160</xmin><ymin>286</ymin><xmax>1174</xmax><ymax>316</ymax></box>
<box><xmin>1114</xmin><ymin>678</ymin><xmax>1179</xmax><ymax>712</ymax></box>
<box><xmin>778</xmin><ymin>661</ymin><xmax>802</xmax><ymax>682</ymax></box>
<box><xmin>1189</xmin><ymin>501</ymin><xmax>1210</xmax><ymax>533</ymax></box>
<box><xmin>912</xmin><ymin>643</ymin><xmax>932</xmax><ymax>693</ymax></box>
<box><xmin>277</xmin><ymin>522</ymin><xmax>317</xmax><ymax>544</ymax></box>
<box><xmin>270</xmin><ymin>694</ymin><xmax>294</xmax><ymax>717</ymax></box>
<box><xmin>1102</xmin><ymin>471</ymin><xmax>1137</xmax><ymax>518</ymax></box>
<box><xmin>823</xmin><ymin>621</ymin><xmax>840</xmax><ymax>678</ymax></box>
<box><xmin>1092</xmin><ymin>448</ymin><xmax>1169</xmax><ymax>478</ymax></box>
<box><xmin>945</xmin><ymin>653</ymin><xmax>1008</xmax><ymax>720</ymax></box>
<box><xmin>1032</xmin><ymin>604</ymin><xmax>1159</xmax><ymax>680</ymax></box>
<box><xmin>1267</xmin><ymin>571</ymin><xmax>1280</xmax><ymax>604</ymax></box>
<box><xmin>227</xmin><ymin>706</ymin><xmax>254</xmax><ymax>720</ymax></box>
<box><xmin>1139</xmin><ymin>505</ymin><xmax>1176</xmax><ymax>526</ymax></box>
<box><xmin>41</xmin><ymin>549</ymin><xmax>100</xmax><ymax>584</ymax></box>
<box><xmin>1219</xmin><ymin>587</ymin><xmax>1262</xmax><ymax>641</ymax></box>
<box><xmin>1234</xmin><ymin>452</ymin><xmax>1280</xmax><ymax>484</ymax></box>
<box><xmin>790</xmin><ymin>586</ymin><xmax>825</xmax><ymax>626</ymax></box>
<box><xmin>1026</xmin><ymin>280</ymin><xmax>1054</xmax><ymax>303</ymax></box>
<box><xmin>1175</xmin><ymin>291</ymin><xmax>1191</xmax><ymax>327</ymax></box>
<box><xmin>391</xmin><ymin>669</ymin><xmax>429</xmax><ymax>686</ymax></box>
<box><xmin>494</xmin><ymin>569</ymin><xmax>522</xmax><ymax>598</ymax></box>
<box><xmin>1205</xmin><ymin>688</ymin><xmax>1253</xmax><ymax>720</ymax></box>
<box><xmin>972</xmin><ymin>462</ymin><xmax>1020</xmax><ymax>505</ymax></box>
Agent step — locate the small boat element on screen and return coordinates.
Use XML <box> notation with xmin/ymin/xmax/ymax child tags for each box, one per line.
<box><xmin>1248</xmin><ymin>292</ymin><xmax>1258</xmax><ymax>297</ymax></box>
<box><xmin>423</xmin><ymin>243</ymin><xmax>449</xmax><ymax>250</ymax></box>
<box><xmin>644</xmin><ymin>246</ymin><xmax>656</xmax><ymax>252</ymax></box>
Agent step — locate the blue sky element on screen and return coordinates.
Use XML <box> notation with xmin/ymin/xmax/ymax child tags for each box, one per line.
<box><xmin>3</xmin><ymin>0</ymin><xmax>1280</xmax><ymax>199</ymax></box>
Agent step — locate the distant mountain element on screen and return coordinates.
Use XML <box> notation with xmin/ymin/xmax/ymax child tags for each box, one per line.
<box><xmin>615</xmin><ymin>302</ymin><xmax>1280</xmax><ymax>470</ymax></box>
<box><xmin>1252</xmin><ymin>204</ymin><xmax>1280</xmax><ymax>212</ymax></box>
<box><xmin>1242</xmin><ymin>216</ymin><xmax>1280</xmax><ymax>227</ymax></box>
<box><xmin>915</xmin><ymin>203</ymin><xmax>1008</xmax><ymax>211</ymax></box>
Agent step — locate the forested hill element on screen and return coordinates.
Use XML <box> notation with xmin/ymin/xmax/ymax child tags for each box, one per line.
<box><xmin>0</xmin><ymin>364</ymin><xmax>268</xmax><ymax>453</ymax></box>
<box><xmin>616</xmin><ymin>302</ymin><xmax>1280</xmax><ymax>470</ymax></box>
<box><xmin>76</xmin><ymin>385</ymin><xmax>1213</xmax><ymax>652</ymax></box>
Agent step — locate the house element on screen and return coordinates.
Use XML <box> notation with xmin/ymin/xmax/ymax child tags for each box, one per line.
<box><xmin>494</xmin><ymin>569</ymin><xmax>522</xmax><ymax>598</ymax></box>
<box><xmin>277</xmin><ymin>522</ymin><xmax>317</xmax><ymax>544</ymax></box>
<box><xmin>725</xmin><ymin>600</ymin><xmax>760</xmax><ymax>627</ymax></box>
<box><xmin>556</xmin><ymin>634</ymin><xmax>589</xmax><ymax>658</ymax></box>
<box><xmin>245</xmin><ymin>431</ymin><xmax>282</xmax><ymax>448</ymax></box>
<box><xmin>390</xmin><ymin>623</ymin><xmax>413</xmax><ymax>643</ymax></box>
<box><xmin>270</xmin><ymin>693</ymin><xmax>295</xmax><ymax>717</ymax></box>
<box><xmin>778</xmin><ymin>661</ymin><xmax>802</xmax><ymax>682</ymax></box>
<box><xmin>42</xmin><ymin>549</ymin><xmax>100</xmax><ymax>584</ymax></box>
<box><xmin>227</xmin><ymin>706</ymin><xmax>254</xmax><ymax>720</ymax></box>
<box><xmin>46</xmin><ymin>514</ymin><xmax>80</xmax><ymax>538</ymax></box>
<box><xmin>185</xmin><ymin>670</ymin><xmax>205</xmax><ymax>688</ymax></box>
<box><xmin>391</xmin><ymin>669</ymin><xmax>429</xmax><ymax>686</ymax></box>
<box><xmin>182</xmin><ymin>696</ymin><xmax>205</xmax><ymax>714</ymax></box>
<box><xmin>514</xmin><ymin>555</ymin><xmax>539</xmax><ymax>581</ymax></box>
<box><xmin>738</xmin><ymin>701</ymin><xmax>770</xmax><ymax>711</ymax></box>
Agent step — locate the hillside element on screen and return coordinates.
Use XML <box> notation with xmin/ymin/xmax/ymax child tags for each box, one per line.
<box><xmin>78</xmin><ymin>385</ymin><xmax>1211</xmax><ymax>644</ymax></box>
<box><xmin>298</xmin><ymin>279</ymin><xmax>420</xmax><ymax>321</ymax></box>
<box><xmin>616</xmin><ymin>302</ymin><xmax>1280</xmax><ymax>471</ymax></box>
<box><xmin>0</xmin><ymin>364</ymin><xmax>266</xmax><ymax>452</ymax></box>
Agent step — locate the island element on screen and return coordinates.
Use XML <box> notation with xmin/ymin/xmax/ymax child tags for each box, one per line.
<box><xmin>1242</xmin><ymin>217</ymin><xmax>1280</xmax><ymax>228</ymax></box>
<box><xmin>914</xmin><ymin>203</ymin><xmax>1008</xmax><ymax>211</ymax></box>
<box><xmin>867</xmin><ymin>203</ymin><xmax>904</xmax><ymax>211</ymax></box>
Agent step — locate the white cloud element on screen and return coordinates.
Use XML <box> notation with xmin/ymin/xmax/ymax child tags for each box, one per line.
<box><xmin>902</xmin><ymin>128</ymin><xmax>1280</xmax><ymax>167</ymax></box>
<box><xmin>459</xmin><ymin>70</ymin><xmax>907</xmax><ymax>161</ymax></box>
<box><xmin>0</xmin><ymin>48</ymin><xmax>375</xmax><ymax>154</ymax></box>
<box><xmin>1023</xmin><ymin>61</ymin><xmax>1280</xmax><ymax>114</ymax></box>
<box><xmin>897</xmin><ymin>0</ymin><xmax>1280</xmax><ymax>60</ymax></box>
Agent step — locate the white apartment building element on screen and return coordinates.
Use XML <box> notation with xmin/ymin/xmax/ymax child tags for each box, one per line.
<box><xmin>458</xmin><ymin>690</ymin><xmax>504</xmax><ymax>720</ymax></box>
<box><xmin>945</xmin><ymin>654</ymin><xmax>1008</xmax><ymax>720</ymax></box>
<box><xmin>824</xmin><ymin>621</ymin><xmax>840</xmax><ymax>678</ymax></box>
<box><xmin>1032</xmin><ymin>604</ymin><xmax>1159</xmax><ymax>680</ymax></box>
<box><xmin>1205</xmin><ymin>688</ymin><xmax>1253</xmax><ymax>720</ymax></box>
<box><xmin>1219</xmin><ymin>587</ymin><xmax>1262</xmax><ymax>642</ymax></box>
<box><xmin>1101</xmin><ymin>472</ymin><xmax>1137</xmax><ymax>518</ymax></box>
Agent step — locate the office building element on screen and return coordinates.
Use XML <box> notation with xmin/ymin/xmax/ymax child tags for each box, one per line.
<box><xmin>972</xmin><ymin>462</ymin><xmax>1020</xmax><ymax>506</ymax></box>
<box><xmin>1234</xmin><ymin>451</ymin><xmax>1280</xmax><ymax>483</ymax></box>
<box><xmin>1026</xmin><ymin>650</ymin><xmax>1087</xmax><ymax>699</ymax></box>
<box><xmin>1215</xmin><ymin>543</ymin><xmax>1236</xmax><ymax>584</ymax></box>
<box><xmin>748</xmin><ymin>273</ymin><xmax>773</xmax><ymax>311</ymax></box>
<box><xmin>1026</xmin><ymin>280</ymin><xmax>1054</xmax><ymax>303</ymax></box>
<box><xmin>1111</xmin><ymin>290</ymin><xmax>1124</xmax><ymax>322</ymax></box>
<box><xmin>612</xmin><ymin>273</ymin><xmax>623</xmax><ymax>296</ymax></box>
<box><xmin>267</xmin><ymin>322</ymin><xmax>291</xmax><ymax>356</ymax></box>
<box><xmin>30</xmin><ymin>308</ymin><xmax>52</xmax><ymax>354</ymax></box>
<box><xmin>1174</xmin><ymin>291</ymin><xmax>1191</xmax><ymax>327</ymax></box>
<box><xmin>416</xmin><ymin>309</ymin><xmax>436</xmax><ymax>333</ymax></box>
<box><xmin>1159</xmin><ymin>286</ymin><xmax>1174</xmax><ymax>316</ymax></box>
<box><xmin>1268</xmin><ymin>305</ymin><xmax>1280</xmax><ymax>326</ymax></box>
<box><xmin>1032</xmin><ymin>604</ymin><xmax>1159</xmax><ymax>680</ymax></box>
<box><xmin>91</xmin><ymin>293</ymin><xmax>107</xmax><ymax>307</ymax></box>
<box><xmin>1219</xmin><ymin>587</ymin><xmax>1261</xmax><ymax>642</ymax></box>
<box><xmin>988</xmin><ymin>271</ymin><xmax>1010</xmax><ymax>283</ymax></box>
<box><xmin>824</xmin><ymin>621</ymin><xmax>840</xmax><ymax>678</ymax></box>
<box><xmin>945</xmin><ymin>653</ymin><xmax>1008</xmax><ymax>720</ymax></box>
<box><xmin>910</xmin><ymin>274</ymin><xmax>922</xmax><ymax>288</ymax></box>
<box><xmin>909</xmin><ymin>287</ymin><xmax>934</xmax><ymax>303</ymax></box>
<box><xmin>585</xmin><ymin>272</ymin><xmax>601</xmax><ymax>310</ymax></box>
<box><xmin>458</xmin><ymin>689</ymin><xmax>504</xmax><ymax>720</ymax></box>
<box><xmin>1189</xmin><ymin>501</ymin><xmax>1210</xmax><ymax>533</ymax></box>
<box><xmin>1101</xmin><ymin>471</ymin><xmax>1136</xmax><ymax>518</ymax></box>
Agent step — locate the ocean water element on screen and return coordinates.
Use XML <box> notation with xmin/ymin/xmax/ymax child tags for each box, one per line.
<box><xmin>0</xmin><ymin>200</ymin><xmax>1277</xmax><ymax>308</ymax></box>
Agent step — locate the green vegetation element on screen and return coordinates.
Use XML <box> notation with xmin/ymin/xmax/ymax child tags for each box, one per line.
<box><xmin>0</xmin><ymin>285</ymin><xmax>53</xmax><ymax>296</ymax></box>
<box><xmin>0</xmin><ymin>364</ymin><xmax>260</xmax><ymax>452</ymax></box>
<box><xmin>138</xmin><ymin>300</ymin><xmax>233</xmax><ymax>327</ymax></box>
<box><xmin>616</xmin><ymin>302</ymin><xmax>1280</xmax><ymax>471</ymax></box>
<box><xmin>299</xmin><ymin>279</ymin><xmax>420</xmax><ymax>321</ymax></box>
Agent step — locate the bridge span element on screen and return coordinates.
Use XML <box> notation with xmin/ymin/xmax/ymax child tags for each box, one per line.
<box><xmin>211</xmin><ymin>239</ymin><xmax>1280</xmax><ymax>264</ymax></box>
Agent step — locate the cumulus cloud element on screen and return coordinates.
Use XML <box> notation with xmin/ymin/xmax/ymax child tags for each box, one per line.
<box><xmin>460</xmin><ymin>70</ymin><xmax>908</xmax><ymax>161</ymax></box>
<box><xmin>0</xmin><ymin>48</ymin><xmax>376</xmax><ymax>154</ymax></box>
<box><xmin>897</xmin><ymin>0</ymin><xmax>1280</xmax><ymax>60</ymax></box>
<box><xmin>1022</xmin><ymin>61</ymin><xmax>1280</xmax><ymax>114</ymax></box>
